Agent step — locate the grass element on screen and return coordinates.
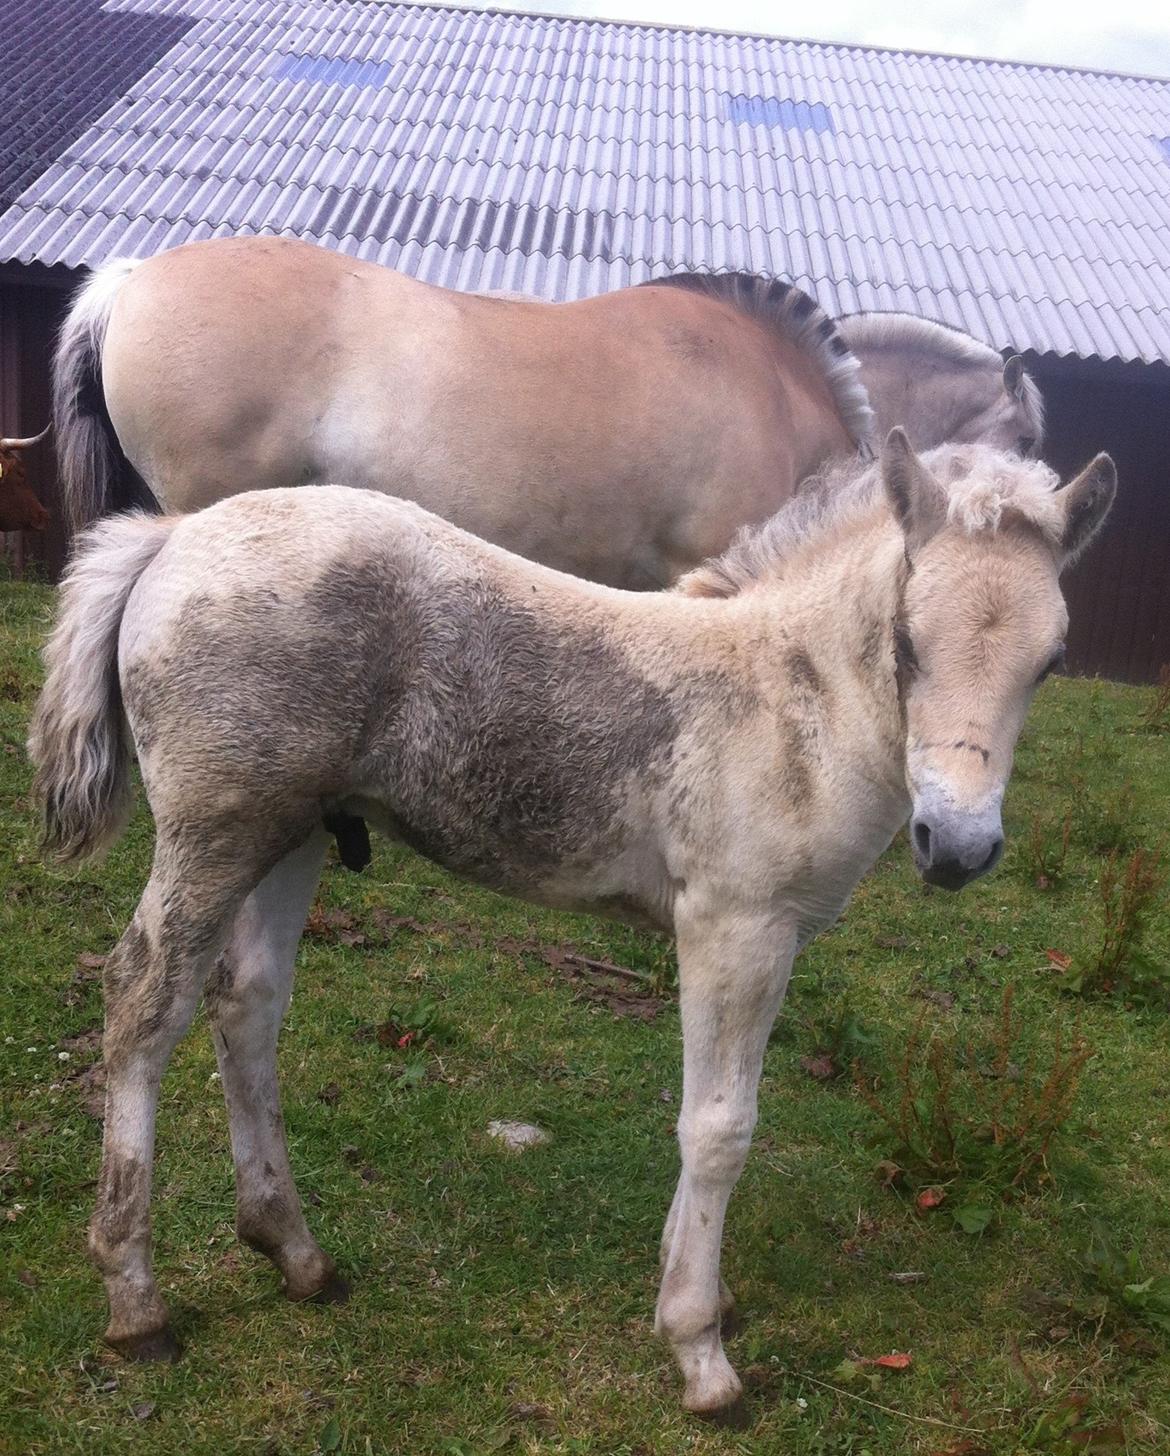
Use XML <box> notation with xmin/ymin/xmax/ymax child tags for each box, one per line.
<box><xmin>1</xmin><ymin>575</ymin><xmax>1169</xmax><ymax>1455</ymax></box>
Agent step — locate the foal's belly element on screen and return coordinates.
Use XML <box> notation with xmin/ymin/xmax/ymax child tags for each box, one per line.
<box><xmin>341</xmin><ymin>795</ymin><xmax>675</xmax><ymax>932</ymax></box>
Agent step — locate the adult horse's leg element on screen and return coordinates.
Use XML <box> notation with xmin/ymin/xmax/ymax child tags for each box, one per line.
<box><xmin>90</xmin><ymin>850</ymin><xmax>257</xmax><ymax>1359</ymax></box>
<box><xmin>655</xmin><ymin>907</ymin><xmax>796</xmax><ymax>1416</ymax></box>
<box><xmin>203</xmin><ymin>831</ymin><xmax>342</xmax><ymax>1302</ymax></box>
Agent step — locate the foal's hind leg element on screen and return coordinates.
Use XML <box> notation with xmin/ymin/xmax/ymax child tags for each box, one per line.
<box><xmin>91</xmin><ymin>857</ymin><xmax>255</xmax><ymax>1359</ymax></box>
<box><xmin>203</xmin><ymin>831</ymin><xmax>342</xmax><ymax>1302</ymax></box>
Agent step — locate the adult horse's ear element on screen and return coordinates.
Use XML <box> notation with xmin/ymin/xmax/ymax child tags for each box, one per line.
<box><xmin>881</xmin><ymin>427</ymin><xmax>947</xmax><ymax>554</ymax></box>
<box><xmin>1058</xmin><ymin>453</ymin><xmax>1116</xmax><ymax>566</ymax></box>
<box><xmin>1003</xmin><ymin>355</ymin><xmax>1026</xmax><ymax>399</ymax></box>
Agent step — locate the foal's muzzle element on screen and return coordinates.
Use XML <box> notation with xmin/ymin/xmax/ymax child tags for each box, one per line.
<box><xmin>910</xmin><ymin>811</ymin><xmax>1005</xmax><ymax>891</ymax></box>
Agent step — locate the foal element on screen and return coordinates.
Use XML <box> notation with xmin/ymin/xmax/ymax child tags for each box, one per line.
<box><xmin>29</xmin><ymin>432</ymin><xmax>1114</xmax><ymax>1414</ymax></box>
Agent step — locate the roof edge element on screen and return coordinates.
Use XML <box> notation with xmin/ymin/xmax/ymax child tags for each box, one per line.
<box><xmin>396</xmin><ymin>0</ymin><xmax>1170</xmax><ymax>86</ymax></box>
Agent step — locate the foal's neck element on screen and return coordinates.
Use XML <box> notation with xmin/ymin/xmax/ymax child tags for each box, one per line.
<box><xmin>762</xmin><ymin>508</ymin><xmax>908</xmax><ymax>767</ymax></box>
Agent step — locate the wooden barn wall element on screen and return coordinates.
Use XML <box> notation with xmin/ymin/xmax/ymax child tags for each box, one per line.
<box><xmin>0</xmin><ymin>267</ymin><xmax>74</xmax><ymax>582</ymax></box>
<box><xmin>1031</xmin><ymin>354</ymin><xmax>1170</xmax><ymax>684</ymax></box>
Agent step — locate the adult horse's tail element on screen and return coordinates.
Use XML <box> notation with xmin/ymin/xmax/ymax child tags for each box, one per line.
<box><xmin>53</xmin><ymin>259</ymin><xmax>160</xmax><ymax>535</ymax></box>
<box><xmin>28</xmin><ymin>515</ymin><xmax>175</xmax><ymax>862</ymax></box>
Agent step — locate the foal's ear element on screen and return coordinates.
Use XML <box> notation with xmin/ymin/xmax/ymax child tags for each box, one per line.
<box><xmin>1003</xmin><ymin>355</ymin><xmax>1026</xmax><ymax>399</ymax></box>
<box><xmin>881</xmin><ymin>428</ymin><xmax>947</xmax><ymax>554</ymax></box>
<box><xmin>1057</xmin><ymin>453</ymin><xmax>1116</xmax><ymax>566</ymax></box>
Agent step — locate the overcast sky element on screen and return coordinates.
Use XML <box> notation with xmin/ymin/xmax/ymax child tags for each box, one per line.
<box><xmin>485</xmin><ymin>0</ymin><xmax>1170</xmax><ymax>77</ymax></box>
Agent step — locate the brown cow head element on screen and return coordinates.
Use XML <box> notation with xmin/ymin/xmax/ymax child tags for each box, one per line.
<box><xmin>0</xmin><ymin>426</ymin><xmax>51</xmax><ymax>532</ymax></box>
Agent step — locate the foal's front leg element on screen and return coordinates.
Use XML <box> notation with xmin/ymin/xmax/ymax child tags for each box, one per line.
<box><xmin>656</xmin><ymin>906</ymin><xmax>796</xmax><ymax>1415</ymax></box>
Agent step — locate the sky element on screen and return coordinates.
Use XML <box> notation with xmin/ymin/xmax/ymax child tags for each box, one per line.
<box><xmin>481</xmin><ymin>0</ymin><xmax>1170</xmax><ymax>76</ymax></box>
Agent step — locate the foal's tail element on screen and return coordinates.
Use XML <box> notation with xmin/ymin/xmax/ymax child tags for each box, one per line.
<box><xmin>53</xmin><ymin>259</ymin><xmax>160</xmax><ymax>537</ymax></box>
<box><xmin>28</xmin><ymin>515</ymin><xmax>176</xmax><ymax>863</ymax></box>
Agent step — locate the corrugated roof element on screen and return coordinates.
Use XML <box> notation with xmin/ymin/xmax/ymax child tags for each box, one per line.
<box><xmin>1</xmin><ymin>0</ymin><xmax>1168</xmax><ymax>364</ymax></box>
<box><xmin>0</xmin><ymin>0</ymin><xmax>192</xmax><ymax>208</ymax></box>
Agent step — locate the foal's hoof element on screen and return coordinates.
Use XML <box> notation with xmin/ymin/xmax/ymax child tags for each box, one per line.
<box><xmin>720</xmin><ymin>1304</ymin><xmax>745</xmax><ymax>1339</ymax></box>
<box><xmin>107</xmin><ymin>1324</ymin><xmax>183</xmax><ymax>1363</ymax></box>
<box><xmin>682</xmin><ymin>1361</ymin><xmax>746</xmax><ymax>1425</ymax></box>
<box><xmin>308</xmin><ymin>1271</ymin><xmax>350</xmax><ymax>1306</ymax></box>
<box><xmin>288</xmin><ymin>1271</ymin><xmax>350</xmax><ymax>1306</ymax></box>
<box><xmin>694</xmin><ymin>1396</ymin><xmax>750</xmax><ymax>1430</ymax></box>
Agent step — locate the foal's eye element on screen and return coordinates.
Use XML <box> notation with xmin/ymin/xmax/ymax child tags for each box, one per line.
<box><xmin>1036</xmin><ymin>646</ymin><xmax>1066</xmax><ymax>683</ymax></box>
<box><xmin>894</xmin><ymin>622</ymin><xmax>920</xmax><ymax>682</ymax></box>
<box><xmin>1018</xmin><ymin>436</ymin><xmax>1036</xmax><ymax>456</ymax></box>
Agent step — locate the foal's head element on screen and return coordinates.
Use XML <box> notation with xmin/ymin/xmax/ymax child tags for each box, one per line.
<box><xmin>883</xmin><ymin>431</ymin><xmax>1115</xmax><ymax>890</ymax></box>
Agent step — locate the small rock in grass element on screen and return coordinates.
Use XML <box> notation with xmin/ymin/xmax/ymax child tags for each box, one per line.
<box><xmin>487</xmin><ymin>1120</ymin><xmax>551</xmax><ymax>1153</ymax></box>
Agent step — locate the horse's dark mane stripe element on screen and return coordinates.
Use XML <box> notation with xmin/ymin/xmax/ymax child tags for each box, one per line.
<box><xmin>639</xmin><ymin>271</ymin><xmax>874</xmax><ymax>451</ymax></box>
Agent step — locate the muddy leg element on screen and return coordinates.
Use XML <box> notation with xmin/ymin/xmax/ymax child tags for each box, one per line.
<box><xmin>90</xmin><ymin>868</ymin><xmax>249</xmax><ymax>1359</ymax></box>
<box><xmin>205</xmin><ymin>832</ymin><xmax>341</xmax><ymax>1301</ymax></box>
<box><xmin>660</xmin><ymin>1183</ymin><xmax>736</xmax><ymax>1322</ymax></box>
<box><xmin>655</xmin><ymin>907</ymin><xmax>796</xmax><ymax>1415</ymax></box>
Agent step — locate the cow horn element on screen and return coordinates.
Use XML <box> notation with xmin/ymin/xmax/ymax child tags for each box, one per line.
<box><xmin>0</xmin><ymin>423</ymin><xmax>51</xmax><ymax>449</ymax></box>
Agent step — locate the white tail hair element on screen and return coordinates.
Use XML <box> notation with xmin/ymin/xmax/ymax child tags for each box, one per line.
<box><xmin>28</xmin><ymin>514</ymin><xmax>175</xmax><ymax>862</ymax></box>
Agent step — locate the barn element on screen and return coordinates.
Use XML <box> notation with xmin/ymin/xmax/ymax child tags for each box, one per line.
<box><xmin>1</xmin><ymin>0</ymin><xmax>1168</xmax><ymax>680</ymax></box>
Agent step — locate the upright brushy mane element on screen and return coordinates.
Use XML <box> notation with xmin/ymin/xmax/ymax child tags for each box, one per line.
<box><xmin>838</xmin><ymin>311</ymin><xmax>1046</xmax><ymax>443</ymax></box>
<box><xmin>641</xmin><ymin>272</ymin><xmax>875</xmax><ymax>453</ymax></box>
<box><xmin>678</xmin><ymin>443</ymin><xmax>1065</xmax><ymax>599</ymax></box>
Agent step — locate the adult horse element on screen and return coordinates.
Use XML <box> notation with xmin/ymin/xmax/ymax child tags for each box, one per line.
<box><xmin>52</xmin><ymin>238</ymin><xmax>1042</xmax><ymax>584</ymax></box>
<box><xmin>30</xmin><ymin>434</ymin><xmax>1112</xmax><ymax>1415</ymax></box>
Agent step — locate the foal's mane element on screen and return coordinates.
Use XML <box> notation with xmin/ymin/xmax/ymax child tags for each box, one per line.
<box><xmin>640</xmin><ymin>272</ymin><xmax>875</xmax><ymax>453</ymax></box>
<box><xmin>678</xmin><ymin>443</ymin><xmax>1066</xmax><ymax>599</ymax></box>
<box><xmin>837</xmin><ymin>311</ymin><xmax>1046</xmax><ymax>442</ymax></box>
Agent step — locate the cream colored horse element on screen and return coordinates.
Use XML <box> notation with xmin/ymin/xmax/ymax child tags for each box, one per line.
<box><xmin>29</xmin><ymin>433</ymin><xmax>1111</xmax><ymax>1416</ymax></box>
<box><xmin>52</xmin><ymin>238</ymin><xmax>1041</xmax><ymax>585</ymax></box>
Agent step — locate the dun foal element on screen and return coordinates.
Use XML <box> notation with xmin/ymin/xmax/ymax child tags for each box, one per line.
<box><xmin>30</xmin><ymin>433</ymin><xmax>1114</xmax><ymax>1415</ymax></box>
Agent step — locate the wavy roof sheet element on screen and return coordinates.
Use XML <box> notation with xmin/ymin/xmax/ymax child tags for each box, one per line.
<box><xmin>1</xmin><ymin>0</ymin><xmax>1168</xmax><ymax>364</ymax></box>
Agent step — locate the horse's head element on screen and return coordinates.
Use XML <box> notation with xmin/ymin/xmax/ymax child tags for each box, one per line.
<box><xmin>840</xmin><ymin>315</ymin><xmax>1046</xmax><ymax>460</ymax></box>
<box><xmin>882</xmin><ymin>430</ymin><xmax>1115</xmax><ymax>890</ymax></box>
<box><xmin>947</xmin><ymin>354</ymin><xmax>1046</xmax><ymax>459</ymax></box>
<box><xmin>0</xmin><ymin>427</ymin><xmax>51</xmax><ymax>532</ymax></box>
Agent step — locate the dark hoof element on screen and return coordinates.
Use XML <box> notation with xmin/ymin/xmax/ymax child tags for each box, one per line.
<box><xmin>695</xmin><ymin>1397</ymin><xmax>750</xmax><ymax>1430</ymax></box>
<box><xmin>292</xmin><ymin>1271</ymin><xmax>350</xmax><ymax>1306</ymax></box>
<box><xmin>720</xmin><ymin>1305</ymin><xmax>745</xmax><ymax>1339</ymax></box>
<box><xmin>107</xmin><ymin>1325</ymin><xmax>183</xmax><ymax>1363</ymax></box>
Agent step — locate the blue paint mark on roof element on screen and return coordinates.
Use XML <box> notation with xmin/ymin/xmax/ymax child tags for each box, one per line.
<box><xmin>270</xmin><ymin>55</ymin><xmax>393</xmax><ymax>88</ymax></box>
<box><xmin>724</xmin><ymin>94</ymin><xmax>834</xmax><ymax>135</ymax></box>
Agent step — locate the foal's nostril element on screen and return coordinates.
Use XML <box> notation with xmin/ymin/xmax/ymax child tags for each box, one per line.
<box><xmin>913</xmin><ymin>820</ymin><xmax>932</xmax><ymax>861</ymax></box>
<box><xmin>979</xmin><ymin>837</ymin><xmax>1005</xmax><ymax>875</ymax></box>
